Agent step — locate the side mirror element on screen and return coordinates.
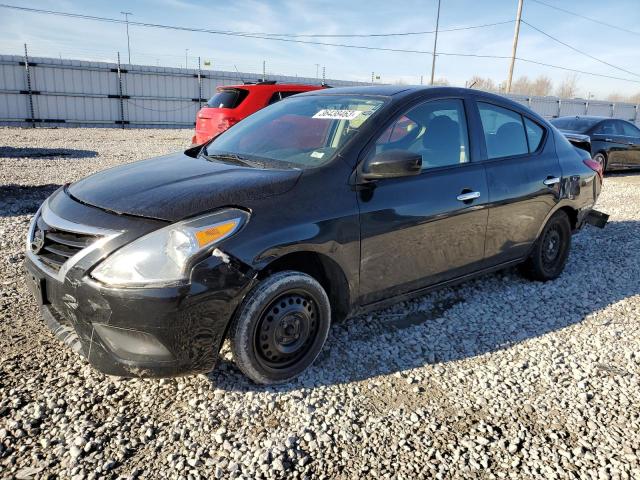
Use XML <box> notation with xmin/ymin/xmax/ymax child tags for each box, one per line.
<box><xmin>361</xmin><ymin>149</ymin><xmax>422</xmax><ymax>180</ymax></box>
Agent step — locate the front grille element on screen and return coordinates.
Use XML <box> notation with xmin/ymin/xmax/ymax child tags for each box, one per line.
<box><xmin>32</xmin><ymin>215</ymin><xmax>101</xmax><ymax>272</ymax></box>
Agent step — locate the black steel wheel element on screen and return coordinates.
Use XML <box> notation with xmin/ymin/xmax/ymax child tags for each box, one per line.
<box><xmin>229</xmin><ymin>271</ymin><xmax>331</xmax><ymax>384</ymax></box>
<box><xmin>520</xmin><ymin>210</ymin><xmax>572</xmax><ymax>281</ymax></box>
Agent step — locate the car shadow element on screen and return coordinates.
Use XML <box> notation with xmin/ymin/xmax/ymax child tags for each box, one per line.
<box><xmin>0</xmin><ymin>184</ymin><xmax>62</xmax><ymax>217</ymax></box>
<box><xmin>206</xmin><ymin>220</ymin><xmax>638</xmax><ymax>392</ymax></box>
<box><xmin>0</xmin><ymin>147</ymin><xmax>98</xmax><ymax>159</ymax></box>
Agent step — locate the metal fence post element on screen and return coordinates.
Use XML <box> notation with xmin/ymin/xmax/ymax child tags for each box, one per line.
<box><xmin>197</xmin><ymin>56</ymin><xmax>203</xmax><ymax>109</ymax></box>
<box><xmin>23</xmin><ymin>43</ymin><xmax>36</xmax><ymax>128</ymax></box>
<box><xmin>635</xmin><ymin>104</ymin><xmax>639</xmax><ymax>125</ymax></box>
<box><xmin>116</xmin><ymin>52</ymin><xmax>125</xmax><ymax>129</ymax></box>
<box><xmin>557</xmin><ymin>98</ymin><xmax>562</xmax><ymax>118</ymax></box>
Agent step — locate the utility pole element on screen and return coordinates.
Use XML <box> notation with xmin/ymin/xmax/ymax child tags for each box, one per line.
<box><xmin>429</xmin><ymin>0</ymin><xmax>441</xmax><ymax>85</ymax></box>
<box><xmin>322</xmin><ymin>66</ymin><xmax>326</xmax><ymax>85</ymax></box>
<box><xmin>315</xmin><ymin>63</ymin><xmax>320</xmax><ymax>80</ymax></box>
<box><xmin>121</xmin><ymin>11</ymin><xmax>132</xmax><ymax>64</ymax></box>
<box><xmin>262</xmin><ymin>60</ymin><xmax>266</xmax><ymax>82</ymax></box>
<box><xmin>185</xmin><ymin>49</ymin><xmax>189</xmax><ymax>69</ymax></box>
<box><xmin>506</xmin><ymin>0</ymin><xmax>524</xmax><ymax>93</ymax></box>
<box><xmin>371</xmin><ymin>72</ymin><xmax>375</xmax><ymax>85</ymax></box>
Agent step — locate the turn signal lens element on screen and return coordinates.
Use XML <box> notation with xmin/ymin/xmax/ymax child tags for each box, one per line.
<box><xmin>195</xmin><ymin>219</ymin><xmax>239</xmax><ymax>247</ymax></box>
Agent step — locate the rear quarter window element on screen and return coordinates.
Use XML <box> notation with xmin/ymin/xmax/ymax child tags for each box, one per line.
<box><xmin>207</xmin><ymin>89</ymin><xmax>249</xmax><ymax>108</ymax></box>
<box><xmin>524</xmin><ymin>117</ymin><xmax>545</xmax><ymax>152</ymax></box>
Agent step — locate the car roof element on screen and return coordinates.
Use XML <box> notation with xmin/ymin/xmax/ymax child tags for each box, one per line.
<box><xmin>297</xmin><ymin>85</ymin><xmax>541</xmax><ymax>118</ymax></box>
<box><xmin>220</xmin><ymin>83</ymin><xmax>322</xmax><ymax>91</ymax></box>
<box><xmin>553</xmin><ymin>115</ymin><xmax>609</xmax><ymax>121</ymax></box>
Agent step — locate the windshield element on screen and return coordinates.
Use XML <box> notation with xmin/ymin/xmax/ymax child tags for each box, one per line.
<box><xmin>204</xmin><ymin>95</ymin><xmax>386</xmax><ymax>168</ymax></box>
<box><xmin>550</xmin><ymin>117</ymin><xmax>600</xmax><ymax>133</ymax></box>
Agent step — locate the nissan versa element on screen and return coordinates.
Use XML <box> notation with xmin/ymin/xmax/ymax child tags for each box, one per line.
<box><xmin>25</xmin><ymin>86</ymin><xmax>607</xmax><ymax>384</ymax></box>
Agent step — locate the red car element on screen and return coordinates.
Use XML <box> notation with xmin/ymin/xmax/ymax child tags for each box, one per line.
<box><xmin>191</xmin><ymin>81</ymin><xmax>325</xmax><ymax>145</ymax></box>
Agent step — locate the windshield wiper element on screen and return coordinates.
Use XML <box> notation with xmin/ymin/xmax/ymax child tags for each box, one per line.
<box><xmin>202</xmin><ymin>152</ymin><xmax>253</xmax><ymax>167</ymax></box>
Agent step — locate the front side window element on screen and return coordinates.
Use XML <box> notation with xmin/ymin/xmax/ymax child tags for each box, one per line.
<box><xmin>374</xmin><ymin>99</ymin><xmax>469</xmax><ymax>169</ymax></box>
<box><xmin>478</xmin><ymin>102</ymin><xmax>528</xmax><ymax>159</ymax></box>
<box><xmin>205</xmin><ymin>95</ymin><xmax>385</xmax><ymax>168</ymax></box>
<box><xmin>593</xmin><ymin>121</ymin><xmax>621</xmax><ymax>135</ymax></box>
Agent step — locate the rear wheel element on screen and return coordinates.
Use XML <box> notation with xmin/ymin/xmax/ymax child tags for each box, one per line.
<box><xmin>593</xmin><ymin>152</ymin><xmax>607</xmax><ymax>172</ymax></box>
<box><xmin>229</xmin><ymin>271</ymin><xmax>331</xmax><ymax>384</ymax></box>
<box><xmin>520</xmin><ymin>210</ymin><xmax>572</xmax><ymax>281</ymax></box>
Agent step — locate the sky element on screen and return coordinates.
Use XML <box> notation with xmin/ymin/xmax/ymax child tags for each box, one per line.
<box><xmin>1</xmin><ymin>0</ymin><xmax>639</xmax><ymax>100</ymax></box>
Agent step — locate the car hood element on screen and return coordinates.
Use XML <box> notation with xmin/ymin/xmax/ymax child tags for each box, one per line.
<box><xmin>67</xmin><ymin>151</ymin><xmax>301</xmax><ymax>221</ymax></box>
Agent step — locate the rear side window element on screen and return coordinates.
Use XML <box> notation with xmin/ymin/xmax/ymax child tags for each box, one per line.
<box><xmin>524</xmin><ymin>117</ymin><xmax>545</xmax><ymax>152</ymax></box>
<box><xmin>268</xmin><ymin>91</ymin><xmax>305</xmax><ymax>105</ymax></box>
<box><xmin>618</xmin><ymin>121</ymin><xmax>640</xmax><ymax>137</ymax></box>
<box><xmin>478</xmin><ymin>102</ymin><xmax>528</xmax><ymax>159</ymax></box>
<box><xmin>207</xmin><ymin>89</ymin><xmax>248</xmax><ymax>108</ymax></box>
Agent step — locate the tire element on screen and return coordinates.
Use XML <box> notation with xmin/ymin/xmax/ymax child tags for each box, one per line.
<box><xmin>520</xmin><ymin>210</ymin><xmax>572</xmax><ymax>281</ymax></box>
<box><xmin>229</xmin><ymin>271</ymin><xmax>331</xmax><ymax>384</ymax></box>
<box><xmin>593</xmin><ymin>152</ymin><xmax>607</xmax><ymax>172</ymax></box>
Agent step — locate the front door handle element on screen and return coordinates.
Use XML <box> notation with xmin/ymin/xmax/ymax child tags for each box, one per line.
<box><xmin>628</xmin><ymin>142</ymin><xmax>635</xmax><ymax>146</ymax></box>
<box><xmin>456</xmin><ymin>191</ymin><xmax>481</xmax><ymax>202</ymax></box>
<box><xmin>543</xmin><ymin>176</ymin><xmax>561</xmax><ymax>186</ymax></box>
<box><xmin>604</xmin><ymin>138</ymin><xmax>613</xmax><ymax>142</ymax></box>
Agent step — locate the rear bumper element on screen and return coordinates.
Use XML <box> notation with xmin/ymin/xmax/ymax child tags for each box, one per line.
<box><xmin>25</xmin><ymin>253</ymin><xmax>255</xmax><ymax>378</ymax></box>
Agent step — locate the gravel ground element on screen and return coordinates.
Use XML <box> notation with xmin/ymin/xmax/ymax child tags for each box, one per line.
<box><xmin>1</xmin><ymin>127</ymin><xmax>639</xmax><ymax>480</ymax></box>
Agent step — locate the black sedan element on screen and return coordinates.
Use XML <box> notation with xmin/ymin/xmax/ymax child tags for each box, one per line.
<box><xmin>25</xmin><ymin>86</ymin><xmax>606</xmax><ymax>384</ymax></box>
<box><xmin>551</xmin><ymin>115</ymin><xmax>640</xmax><ymax>171</ymax></box>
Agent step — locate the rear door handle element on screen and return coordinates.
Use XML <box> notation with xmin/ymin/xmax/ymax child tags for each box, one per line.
<box><xmin>543</xmin><ymin>176</ymin><xmax>561</xmax><ymax>186</ymax></box>
<box><xmin>604</xmin><ymin>138</ymin><xmax>613</xmax><ymax>142</ymax></box>
<box><xmin>456</xmin><ymin>191</ymin><xmax>481</xmax><ymax>202</ymax></box>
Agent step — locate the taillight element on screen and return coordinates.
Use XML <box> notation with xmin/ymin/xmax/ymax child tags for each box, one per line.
<box><xmin>583</xmin><ymin>159</ymin><xmax>603</xmax><ymax>181</ymax></box>
<box><xmin>217</xmin><ymin>117</ymin><xmax>238</xmax><ymax>132</ymax></box>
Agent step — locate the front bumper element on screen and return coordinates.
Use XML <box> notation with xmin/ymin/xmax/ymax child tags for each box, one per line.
<box><xmin>24</xmin><ymin>191</ymin><xmax>256</xmax><ymax>378</ymax></box>
<box><xmin>25</xmin><ymin>253</ymin><xmax>254</xmax><ymax>377</ymax></box>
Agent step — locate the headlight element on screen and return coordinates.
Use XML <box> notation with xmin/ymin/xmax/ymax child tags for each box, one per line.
<box><xmin>91</xmin><ymin>208</ymin><xmax>249</xmax><ymax>288</ymax></box>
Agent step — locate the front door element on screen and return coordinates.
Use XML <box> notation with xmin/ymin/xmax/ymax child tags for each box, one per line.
<box><xmin>617</xmin><ymin>120</ymin><xmax>640</xmax><ymax>167</ymax></box>
<box><xmin>591</xmin><ymin>120</ymin><xmax>628</xmax><ymax>168</ymax></box>
<box><xmin>357</xmin><ymin>98</ymin><xmax>489</xmax><ymax>305</ymax></box>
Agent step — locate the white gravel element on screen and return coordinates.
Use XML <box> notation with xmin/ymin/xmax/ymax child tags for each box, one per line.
<box><xmin>1</xmin><ymin>127</ymin><xmax>639</xmax><ymax>479</ymax></box>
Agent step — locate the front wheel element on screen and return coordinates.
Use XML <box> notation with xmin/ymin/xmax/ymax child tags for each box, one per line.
<box><xmin>229</xmin><ymin>271</ymin><xmax>331</xmax><ymax>384</ymax></box>
<box><xmin>520</xmin><ymin>210</ymin><xmax>572</xmax><ymax>281</ymax></box>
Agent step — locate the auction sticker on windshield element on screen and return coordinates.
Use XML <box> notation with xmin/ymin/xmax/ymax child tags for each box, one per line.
<box><xmin>312</xmin><ymin>109</ymin><xmax>362</xmax><ymax>120</ymax></box>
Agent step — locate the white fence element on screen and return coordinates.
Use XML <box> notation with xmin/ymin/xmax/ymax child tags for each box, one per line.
<box><xmin>0</xmin><ymin>54</ymin><xmax>368</xmax><ymax>128</ymax></box>
<box><xmin>0</xmin><ymin>54</ymin><xmax>638</xmax><ymax>128</ymax></box>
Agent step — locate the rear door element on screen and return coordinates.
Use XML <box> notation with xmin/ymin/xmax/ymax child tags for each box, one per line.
<box><xmin>357</xmin><ymin>97</ymin><xmax>489</xmax><ymax>304</ymax></box>
<box><xmin>474</xmin><ymin>100</ymin><xmax>562</xmax><ymax>265</ymax></box>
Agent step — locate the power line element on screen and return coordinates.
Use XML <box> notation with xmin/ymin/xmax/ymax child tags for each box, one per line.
<box><xmin>2</xmin><ymin>3</ymin><xmax>640</xmax><ymax>85</ymax></box>
<box><xmin>257</xmin><ymin>20</ymin><xmax>515</xmax><ymax>38</ymax></box>
<box><xmin>0</xmin><ymin>4</ymin><xmax>512</xmax><ymax>39</ymax></box>
<box><xmin>522</xmin><ymin>20</ymin><xmax>640</xmax><ymax>79</ymax></box>
<box><xmin>530</xmin><ymin>0</ymin><xmax>640</xmax><ymax>37</ymax></box>
<box><xmin>0</xmin><ymin>4</ymin><xmax>511</xmax><ymax>58</ymax></box>
<box><xmin>516</xmin><ymin>57</ymin><xmax>640</xmax><ymax>84</ymax></box>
